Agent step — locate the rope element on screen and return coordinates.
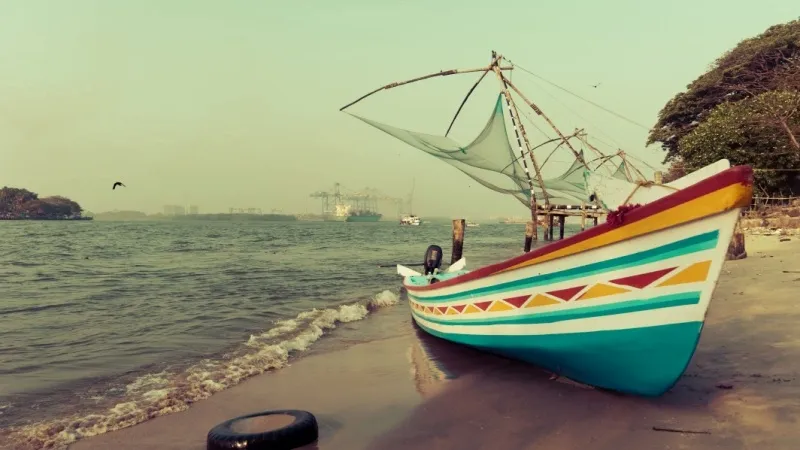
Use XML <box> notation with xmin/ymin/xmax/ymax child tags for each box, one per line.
<box><xmin>506</xmin><ymin>60</ymin><xmax>651</xmax><ymax>131</ymax></box>
<box><xmin>620</xmin><ymin>180</ymin><xmax>680</xmax><ymax>207</ymax></box>
<box><xmin>519</xmin><ymin>72</ymin><xmax>626</xmax><ymax>149</ymax></box>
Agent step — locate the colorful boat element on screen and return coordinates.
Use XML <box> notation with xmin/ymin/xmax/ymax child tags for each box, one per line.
<box><xmin>401</xmin><ymin>163</ymin><xmax>751</xmax><ymax>396</ymax></box>
<box><xmin>340</xmin><ymin>51</ymin><xmax>753</xmax><ymax>396</ymax></box>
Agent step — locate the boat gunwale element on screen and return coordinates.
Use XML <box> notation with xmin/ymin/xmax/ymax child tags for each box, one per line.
<box><xmin>405</xmin><ymin>165</ymin><xmax>753</xmax><ymax>292</ymax></box>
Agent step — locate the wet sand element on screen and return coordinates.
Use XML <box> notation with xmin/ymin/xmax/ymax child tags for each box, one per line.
<box><xmin>70</xmin><ymin>234</ymin><xmax>800</xmax><ymax>450</ymax></box>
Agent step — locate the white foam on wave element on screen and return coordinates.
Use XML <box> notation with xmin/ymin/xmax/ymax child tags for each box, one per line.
<box><xmin>3</xmin><ymin>290</ymin><xmax>401</xmax><ymax>450</ymax></box>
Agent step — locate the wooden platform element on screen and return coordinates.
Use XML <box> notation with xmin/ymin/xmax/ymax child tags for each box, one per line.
<box><xmin>534</xmin><ymin>204</ymin><xmax>605</xmax><ymax>241</ymax></box>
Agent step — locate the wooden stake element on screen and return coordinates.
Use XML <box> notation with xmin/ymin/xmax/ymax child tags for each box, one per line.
<box><xmin>558</xmin><ymin>215</ymin><xmax>565</xmax><ymax>240</ymax></box>
<box><xmin>654</xmin><ymin>171</ymin><xmax>663</xmax><ymax>184</ymax></box>
<box><xmin>726</xmin><ymin>216</ymin><xmax>747</xmax><ymax>260</ymax></box>
<box><xmin>524</xmin><ymin>221</ymin><xmax>535</xmax><ymax>252</ymax></box>
<box><xmin>580</xmin><ymin>202</ymin><xmax>586</xmax><ymax>231</ymax></box>
<box><xmin>593</xmin><ymin>216</ymin><xmax>599</xmax><ymax>226</ymax></box>
<box><xmin>452</xmin><ymin>219</ymin><xmax>465</xmax><ymax>264</ymax></box>
<box><xmin>548</xmin><ymin>214</ymin><xmax>555</xmax><ymax>240</ymax></box>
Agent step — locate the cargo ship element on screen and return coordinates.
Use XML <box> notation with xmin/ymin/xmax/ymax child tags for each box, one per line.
<box><xmin>346</xmin><ymin>211</ymin><xmax>382</xmax><ymax>222</ymax></box>
<box><xmin>310</xmin><ymin>183</ymin><xmax>383</xmax><ymax>222</ymax></box>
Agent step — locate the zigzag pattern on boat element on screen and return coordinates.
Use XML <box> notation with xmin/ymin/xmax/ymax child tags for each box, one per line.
<box><xmin>408</xmin><ymin>259</ymin><xmax>712</xmax><ymax>316</ymax></box>
<box><xmin>406</xmin><ymin>228</ymin><xmax>720</xmax><ymax>303</ymax></box>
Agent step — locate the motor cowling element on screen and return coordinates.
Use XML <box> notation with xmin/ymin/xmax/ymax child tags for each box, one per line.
<box><xmin>423</xmin><ymin>244</ymin><xmax>443</xmax><ymax>275</ymax></box>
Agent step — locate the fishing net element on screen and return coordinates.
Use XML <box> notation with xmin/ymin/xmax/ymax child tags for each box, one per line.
<box><xmin>349</xmin><ymin>94</ymin><xmax>618</xmax><ymax>207</ymax></box>
<box><xmin>611</xmin><ymin>159</ymin><xmax>639</xmax><ymax>182</ymax></box>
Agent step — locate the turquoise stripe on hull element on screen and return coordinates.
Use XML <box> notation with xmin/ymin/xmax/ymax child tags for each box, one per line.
<box><xmin>417</xmin><ymin>322</ymin><xmax>703</xmax><ymax>397</ymax></box>
<box><xmin>408</xmin><ymin>230</ymin><xmax>719</xmax><ymax>303</ymax></box>
<box><xmin>413</xmin><ymin>291</ymin><xmax>701</xmax><ymax>327</ymax></box>
<box><xmin>414</xmin><ymin>320</ymin><xmax>704</xmax><ymax>397</ymax></box>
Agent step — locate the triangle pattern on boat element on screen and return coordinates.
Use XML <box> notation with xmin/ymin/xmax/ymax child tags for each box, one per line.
<box><xmin>546</xmin><ymin>285</ymin><xmax>587</xmax><ymax>301</ymax></box>
<box><xmin>488</xmin><ymin>301</ymin><xmax>514</xmax><ymax>312</ymax></box>
<box><xmin>445</xmin><ymin>307</ymin><xmax>459</xmax><ymax>315</ymax></box>
<box><xmin>463</xmin><ymin>304</ymin><xmax>482</xmax><ymax>314</ymax></box>
<box><xmin>610</xmin><ymin>267</ymin><xmax>676</xmax><ymax>289</ymax></box>
<box><xmin>474</xmin><ymin>301</ymin><xmax>493</xmax><ymax>311</ymax></box>
<box><xmin>657</xmin><ymin>261</ymin><xmax>712</xmax><ymax>287</ymax></box>
<box><xmin>503</xmin><ymin>295</ymin><xmax>531</xmax><ymax>308</ymax></box>
<box><xmin>436</xmin><ymin>306</ymin><xmax>448</xmax><ymax>314</ymax></box>
<box><xmin>578</xmin><ymin>283</ymin><xmax>631</xmax><ymax>301</ymax></box>
<box><xmin>524</xmin><ymin>294</ymin><xmax>561</xmax><ymax>308</ymax></box>
<box><xmin>452</xmin><ymin>304</ymin><xmax>466</xmax><ymax>313</ymax></box>
<box><xmin>424</xmin><ymin>306</ymin><xmax>432</xmax><ymax>314</ymax></box>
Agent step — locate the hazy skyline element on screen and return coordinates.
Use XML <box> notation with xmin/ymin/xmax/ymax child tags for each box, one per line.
<box><xmin>1</xmin><ymin>1</ymin><xmax>797</xmax><ymax>217</ymax></box>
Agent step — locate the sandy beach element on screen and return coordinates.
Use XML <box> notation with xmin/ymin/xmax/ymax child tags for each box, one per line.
<box><xmin>65</xmin><ymin>234</ymin><xmax>800</xmax><ymax>450</ymax></box>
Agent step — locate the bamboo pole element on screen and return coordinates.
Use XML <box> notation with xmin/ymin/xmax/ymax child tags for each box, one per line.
<box><xmin>340</xmin><ymin>65</ymin><xmax>514</xmax><ymax>111</ymax></box>
<box><xmin>574</xmin><ymin>129</ymin><xmax>607</xmax><ymax>160</ymax></box>
<box><xmin>488</xmin><ymin>53</ymin><xmax>548</xmax><ymax>225</ymax></box>
<box><xmin>498</xmin><ymin>68</ymin><xmax>587</xmax><ymax>168</ymax></box>
<box><xmin>445</xmin><ymin>68</ymin><xmax>492</xmax><ymax>136</ymax></box>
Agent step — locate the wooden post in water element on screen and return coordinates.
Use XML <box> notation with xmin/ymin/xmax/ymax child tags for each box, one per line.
<box><xmin>452</xmin><ymin>219</ymin><xmax>465</xmax><ymax>264</ymax></box>
<box><xmin>593</xmin><ymin>215</ymin><xmax>599</xmax><ymax>226</ymax></box>
<box><xmin>580</xmin><ymin>202</ymin><xmax>587</xmax><ymax>231</ymax></box>
<box><xmin>524</xmin><ymin>221</ymin><xmax>535</xmax><ymax>252</ymax></box>
<box><xmin>558</xmin><ymin>215</ymin><xmax>565</xmax><ymax>240</ymax></box>
<box><xmin>726</xmin><ymin>215</ymin><xmax>747</xmax><ymax>260</ymax></box>
<box><xmin>548</xmin><ymin>213</ymin><xmax>555</xmax><ymax>240</ymax></box>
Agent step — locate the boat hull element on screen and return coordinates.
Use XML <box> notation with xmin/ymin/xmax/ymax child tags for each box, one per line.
<box><xmin>415</xmin><ymin>319</ymin><xmax>703</xmax><ymax>396</ymax></box>
<box><xmin>403</xmin><ymin>165</ymin><xmax>753</xmax><ymax>396</ymax></box>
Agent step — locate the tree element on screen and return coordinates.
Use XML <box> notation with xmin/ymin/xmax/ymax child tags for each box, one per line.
<box><xmin>649</xmin><ymin>19</ymin><xmax>800</xmax><ymax>162</ymax></box>
<box><xmin>676</xmin><ymin>90</ymin><xmax>800</xmax><ymax>194</ymax></box>
<box><xmin>0</xmin><ymin>186</ymin><xmax>84</xmax><ymax>219</ymax></box>
<box><xmin>0</xmin><ymin>187</ymin><xmax>39</xmax><ymax>215</ymax></box>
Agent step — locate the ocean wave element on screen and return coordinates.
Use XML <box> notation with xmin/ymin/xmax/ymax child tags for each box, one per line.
<box><xmin>1</xmin><ymin>290</ymin><xmax>400</xmax><ymax>450</ymax></box>
<box><xmin>0</xmin><ymin>302</ymin><xmax>78</xmax><ymax>316</ymax></box>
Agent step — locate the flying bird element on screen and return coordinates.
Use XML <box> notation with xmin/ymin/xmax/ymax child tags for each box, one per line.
<box><xmin>112</xmin><ymin>181</ymin><xmax>126</xmax><ymax>190</ymax></box>
<box><xmin>591</xmin><ymin>82</ymin><xmax>602</xmax><ymax>88</ymax></box>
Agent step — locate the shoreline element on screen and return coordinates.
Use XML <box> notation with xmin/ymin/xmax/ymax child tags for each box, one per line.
<box><xmin>59</xmin><ymin>233</ymin><xmax>800</xmax><ymax>450</ymax></box>
<box><xmin>0</xmin><ymin>217</ymin><xmax>93</xmax><ymax>221</ymax></box>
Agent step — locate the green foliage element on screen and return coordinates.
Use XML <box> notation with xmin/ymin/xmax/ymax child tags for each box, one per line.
<box><xmin>649</xmin><ymin>19</ymin><xmax>800</xmax><ymax>161</ymax></box>
<box><xmin>677</xmin><ymin>90</ymin><xmax>800</xmax><ymax>194</ymax></box>
<box><xmin>0</xmin><ymin>187</ymin><xmax>84</xmax><ymax>219</ymax></box>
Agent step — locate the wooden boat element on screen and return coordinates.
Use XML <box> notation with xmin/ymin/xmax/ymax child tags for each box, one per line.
<box><xmin>341</xmin><ymin>51</ymin><xmax>753</xmax><ymax>396</ymax></box>
<box><xmin>400</xmin><ymin>161</ymin><xmax>751</xmax><ymax>396</ymax></box>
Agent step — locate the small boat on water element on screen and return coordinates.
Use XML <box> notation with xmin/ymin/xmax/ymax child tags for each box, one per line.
<box><xmin>341</xmin><ymin>51</ymin><xmax>753</xmax><ymax>396</ymax></box>
<box><xmin>400</xmin><ymin>214</ymin><xmax>422</xmax><ymax>226</ymax></box>
<box><xmin>466</xmin><ymin>220</ymin><xmax>480</xmax><ymax>228</ymax></box>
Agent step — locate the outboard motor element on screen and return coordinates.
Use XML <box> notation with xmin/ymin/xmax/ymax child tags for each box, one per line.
<box><xmin>423</xmin><ymin>244</ymin><xmax>443</xmax><ymax>276</ymax></box>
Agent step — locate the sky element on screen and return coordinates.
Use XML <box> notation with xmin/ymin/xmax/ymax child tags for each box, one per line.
<box><xmin>0</xmin><ymin>1</ymin><xmax>797</xmax><ymax>217</ymax></box>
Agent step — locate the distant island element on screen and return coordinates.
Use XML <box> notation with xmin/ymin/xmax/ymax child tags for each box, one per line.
<box><xmin>92</xmin><ymin>210</ymin><xmax>298</xmax><ymax>222</ymax></box>
<box><xmin>0</xmin><ymin>186</ymin><xmax>91</xmax><ymax>220</ymax></box>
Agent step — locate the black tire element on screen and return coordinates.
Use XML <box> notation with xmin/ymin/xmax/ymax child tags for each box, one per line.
<box><xmin>207</xmin><ymin>409</ymin><xmax>318</xmax><ymax>450</ymax></box>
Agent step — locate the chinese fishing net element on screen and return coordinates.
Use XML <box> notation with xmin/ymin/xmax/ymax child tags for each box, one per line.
<box><xmin>348</xmin><ymin>94</ymin><xmax>630</xmax><ymax>208</ymax></box>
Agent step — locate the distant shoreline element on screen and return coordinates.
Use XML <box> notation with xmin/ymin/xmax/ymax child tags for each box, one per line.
<box><xmin>0</xmin><ymin>216</ymin><xmax>93</xmax><ymax>221</ymax></box>
<box><xmin>91</xmin><ymin>213</ymin><xmax>298</xmax><ymax>222</ymax></box>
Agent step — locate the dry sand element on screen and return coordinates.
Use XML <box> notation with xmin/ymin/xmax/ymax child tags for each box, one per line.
<box><xmin>69</xmin><ymin>234</ymin><xmax>800</xmax><ymax>450</ymax></box>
